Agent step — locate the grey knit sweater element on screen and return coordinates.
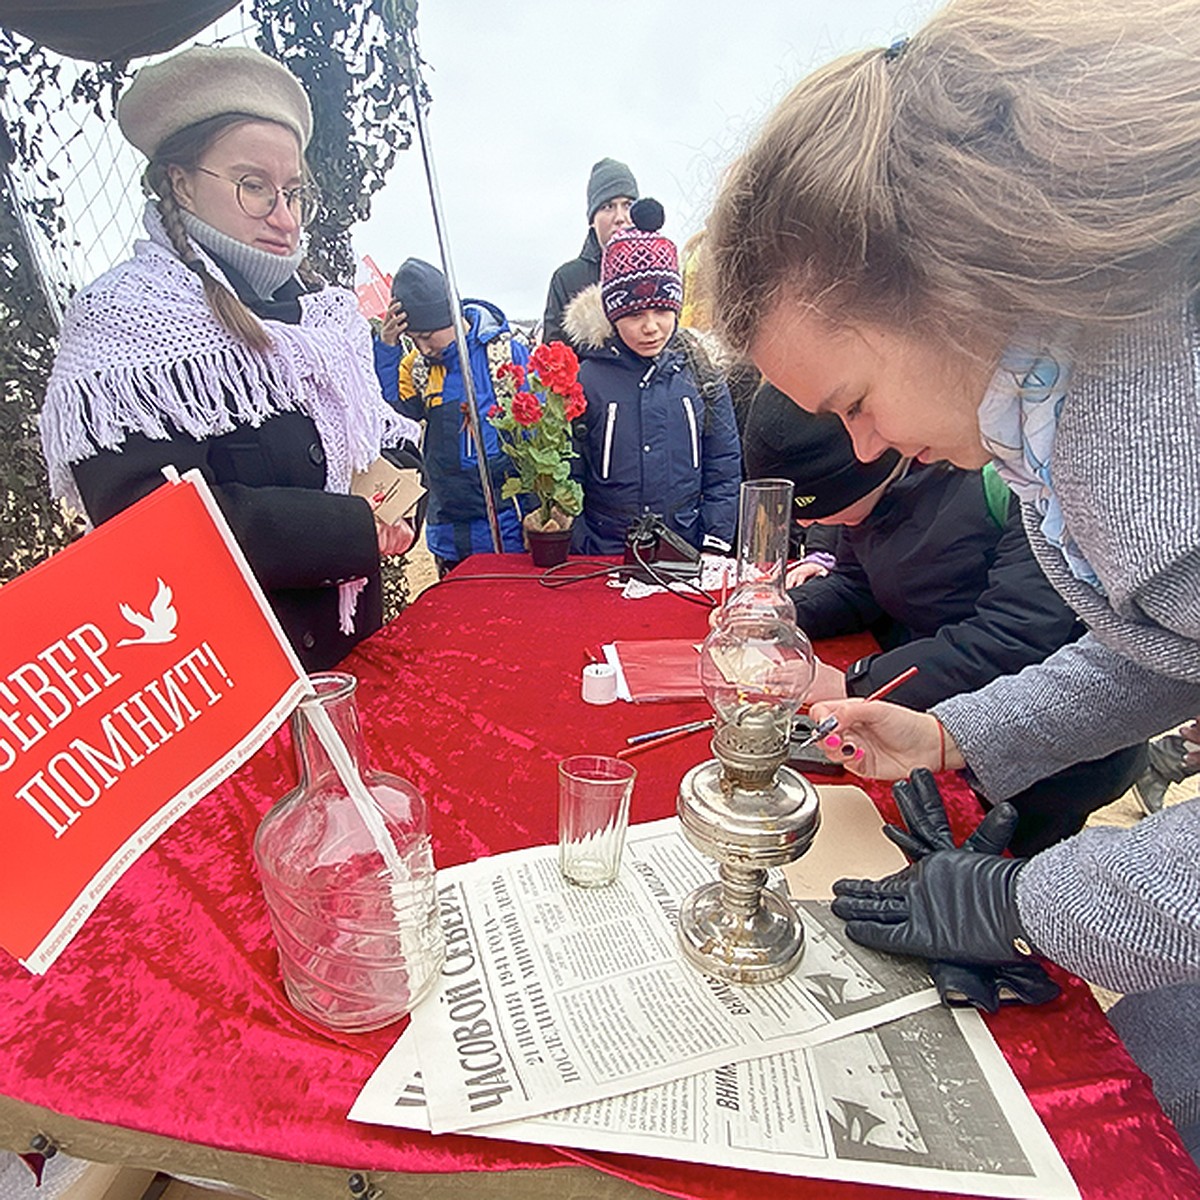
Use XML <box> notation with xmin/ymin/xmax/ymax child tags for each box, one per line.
<box><xmin>933</xmin><ymin>300</ymin><xmax>1200</xmax><ymax>991</ymax></box>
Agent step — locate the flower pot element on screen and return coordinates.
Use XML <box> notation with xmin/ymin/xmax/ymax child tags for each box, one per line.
<box><xmin>527</xmin><ymin>526</ymin><xmax>572</xmax><ymax>567</ymax></box>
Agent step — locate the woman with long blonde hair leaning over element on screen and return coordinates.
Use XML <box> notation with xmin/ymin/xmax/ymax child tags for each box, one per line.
<box><xmin>706</xmin><ymin>0</ymin><xmax>1200</xmax><ymax>1158</ymax></box>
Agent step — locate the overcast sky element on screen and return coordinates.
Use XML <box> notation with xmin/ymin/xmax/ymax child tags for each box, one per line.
<box><xmin>352</xmin><ymin>0</ymin><xmax>938</xmax><ymax>324</ymax></box>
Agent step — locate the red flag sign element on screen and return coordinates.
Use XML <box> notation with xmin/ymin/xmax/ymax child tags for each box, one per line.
<box><xmin>356</xmin><ymin>254</ymin><xmax>393</xmax><ymax>322</ymax></box>
<box><xmin>0</xmin><ymin>472</ymin><xmax>308</xmax><ymax>972</ymax></box>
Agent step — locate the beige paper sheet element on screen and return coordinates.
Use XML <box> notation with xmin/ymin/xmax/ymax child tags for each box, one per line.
<box><xmin>351</xmin><ymin>458</ymin><xmax>426</xmax><ymax>525</ymax></box>
<box><xmin>782</xmin><ymin>783</ymin><xmax>907</xmax><ymax>900</ymax></box>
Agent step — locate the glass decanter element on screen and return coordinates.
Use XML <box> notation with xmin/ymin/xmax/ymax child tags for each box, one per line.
<box><xmin>254</xmin><ymin>673</ymin><xmax>444</xmax><ymax>1033</ymax></box>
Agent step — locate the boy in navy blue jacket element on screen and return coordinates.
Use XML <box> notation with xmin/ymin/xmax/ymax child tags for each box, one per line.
<box><xmin>373</xmin><ymin>258</ymin><xmax>529</xmax><ymax>573</ymax></box>
<box><xmin>562</xmin><ymin>200</ymin><xmax>740</xmax><ymax>557</ymax></box>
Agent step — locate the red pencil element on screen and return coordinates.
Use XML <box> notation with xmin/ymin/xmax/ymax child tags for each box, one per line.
<box><xmin>794</xmin><ymin>664</ymin><xmax>920</xmax><ymax>752</ymax></box>
<box><xmin>864</xmin><ymin>663</ymin><xmax>919</xmax><ymax>702</ymax></box>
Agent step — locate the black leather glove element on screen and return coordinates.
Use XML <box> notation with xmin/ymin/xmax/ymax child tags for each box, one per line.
<box><xmin>930</xmin><ymin>961</ymin><xmax>1061</xmax><ymax>1013</ymax></box>
<box><xmin>884</xmin><ymin>769</ymin><xmax>1016</xmax><ymax>861</ymax></box>
<box><xmin>833</xmin><ymin>844</ymin><xmax>1037</xmax><ymax>965</ymax></box>
<box><xmin>860</xmin><ymin>770</ymin><xmax>1059</xmax><ymax>1009</ymax></box>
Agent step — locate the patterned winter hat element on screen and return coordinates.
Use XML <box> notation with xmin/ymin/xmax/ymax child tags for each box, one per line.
<box><xmin>600</xmin><ymin>199</ymin><xmax>682</xmax><ymax>323</ymax></box>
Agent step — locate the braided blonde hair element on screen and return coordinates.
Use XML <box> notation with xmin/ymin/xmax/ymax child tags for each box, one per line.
<box><xmin>145</xmin><ymin>113</ymin><xmax>321</xmax><ymax>353</ymax></box>
<box><xmin>706</xmin><ymin>0</ymin><xmax>1200</xmax><ymax>355</ymax></box>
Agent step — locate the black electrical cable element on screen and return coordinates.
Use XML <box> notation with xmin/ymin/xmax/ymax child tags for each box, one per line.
<box><xmin>626</xmin><ymin>538</ymin><xmax>716</xmax><ymax>608</ymax></box>
<box><xmin>433</xmin><ymin>551</ymin><xmax>716</xmax><ymax>607</ymax></box>
<box><xmin>538</xmin><ymin>559</ymin><xmax>627</xmax><ymax>588</ymax></box>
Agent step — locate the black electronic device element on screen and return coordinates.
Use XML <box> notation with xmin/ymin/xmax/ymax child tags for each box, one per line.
<box><xmin>619</xmin><ymin>513</ymin><xmax>702</xmax><ymax>584</ymax></box>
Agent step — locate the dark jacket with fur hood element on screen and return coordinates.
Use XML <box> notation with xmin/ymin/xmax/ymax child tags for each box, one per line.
<box><xmin>563</xmin><ymin>284</ymin><xmax>740</xmax><ymax>556</ymax></box>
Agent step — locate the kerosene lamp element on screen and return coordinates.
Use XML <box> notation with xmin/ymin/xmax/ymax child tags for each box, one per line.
<box><xmin>676</xmin><ymin>479</ymin><xmax>820</xmax><ymax>983</ymax></box>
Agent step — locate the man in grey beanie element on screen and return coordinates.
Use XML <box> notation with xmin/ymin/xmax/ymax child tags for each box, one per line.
<box><xmin>542</xmin><ymin>157</ymin><xmax>638</xmax><ymax>349</ymax></box>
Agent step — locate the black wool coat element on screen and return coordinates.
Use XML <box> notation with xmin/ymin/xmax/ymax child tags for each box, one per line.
<box><xmin>542</xmin><ymin>229</ymin><xmax>602</xmax><ymax>350</ymax></box>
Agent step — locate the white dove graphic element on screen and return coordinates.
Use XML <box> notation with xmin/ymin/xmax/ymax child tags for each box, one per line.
<box><xmin>118</xmin><ymin>578</ymin><xmax>179</xmax><ymax>646</ymax></box>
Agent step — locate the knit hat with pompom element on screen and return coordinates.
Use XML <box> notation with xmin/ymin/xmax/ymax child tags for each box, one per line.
<box><xmin>600</xmin><ymin>198</ymin><xmax>682</xmax><ymax>322</ymax></box>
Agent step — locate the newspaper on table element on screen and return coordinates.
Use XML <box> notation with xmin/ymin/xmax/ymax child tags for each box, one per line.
<box><xmin>402</xmin><ymin>818</ymin><xmax>938</xmax><ymax>1132</ymax></box>
<box><xmin>351</xmin><ymin>1003</ymin><xmax>1079</xmax><ymax>1200</ymax></box>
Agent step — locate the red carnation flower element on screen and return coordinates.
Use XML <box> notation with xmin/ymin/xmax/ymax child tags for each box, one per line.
<box><xmin>511</xmin><ymin>391</ymin><xmax>542</xmax><ymax>427</ymax></box>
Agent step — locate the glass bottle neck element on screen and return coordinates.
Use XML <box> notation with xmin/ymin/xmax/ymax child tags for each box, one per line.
<box><xmin>291</xmin><ymin>673</ymin><xmax>367</xmax><ymax>789</ymax></box>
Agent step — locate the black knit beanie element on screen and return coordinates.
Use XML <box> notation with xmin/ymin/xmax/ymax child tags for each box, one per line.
<box><xmin>586</xmin><ymin>157</ymin><xmax>639</xmax><ymax>221</ymax></box>
<box><xmin>390</xmin><ymin>257</ymin><xmax>454</xmax><ymax>332</ymax></box>
<box><xmin>743</xmin><ymin>383</ymin><xmax>901</xmax><ymax>520</ymax></box>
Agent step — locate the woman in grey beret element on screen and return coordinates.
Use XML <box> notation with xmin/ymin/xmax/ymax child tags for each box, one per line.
<box><xmin>40</xmin><ymin>46</ymin><xmax>422</xmax><ymax>670</ymax></box>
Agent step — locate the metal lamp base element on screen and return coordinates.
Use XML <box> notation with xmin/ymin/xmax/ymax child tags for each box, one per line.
<box><xmin>676</xmin><ymin>878</ymin><xmax>805</xmax><ymax>984</ymax></box>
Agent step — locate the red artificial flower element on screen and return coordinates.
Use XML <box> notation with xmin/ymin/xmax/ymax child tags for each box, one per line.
<box><xmin>488</xmin><ymin>404</ymin><xmax>501</xmax><ymax>419</ymax></box>
<box><xmin>496</xmin><ymin>360</ymin><xmax>526</xmax><ymax>389</ymax></box>
<box><xmin>511</xmin><ymin>391</ymin><xmax>543</xmax><ymax>427</ymax></box>
<box><xmin>564</xmin><ymin>381</ymin><xmax>587</xmax><ymax>421</ymax></box>
<box><xmin>529</xmin><ymin>341</ymin><xmax>579</xmax><ymax>395</ymax></box>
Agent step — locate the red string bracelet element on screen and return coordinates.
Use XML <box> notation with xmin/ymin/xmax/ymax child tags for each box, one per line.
<box><xmin>936</xmin><ymin>720</ymin><xmax>946</xmax><ymax>773</ymax></box>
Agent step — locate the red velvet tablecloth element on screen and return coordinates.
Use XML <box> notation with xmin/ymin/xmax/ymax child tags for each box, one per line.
<box><xmin>0</xmin><ymin>554</ymin><xmax>1196</xmax><ymax>1199</ymax></box>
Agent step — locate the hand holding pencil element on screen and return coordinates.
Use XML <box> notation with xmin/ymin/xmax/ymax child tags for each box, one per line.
<box><xmin>793</xmin><ymin>665</ymin><xmax>921</xmax><ymax>754</ymax></box>
<box><xmin>806</xmin><ymin>669</ymin><xmax>966</xmax><ymax>781</ymax></box>
<box><xmin>620</xmin><ymin>666</ymin><xmax>925</xmax><ymax>762</ymax></box>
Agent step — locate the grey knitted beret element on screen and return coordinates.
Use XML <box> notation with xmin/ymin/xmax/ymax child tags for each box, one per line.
<box><xmin>117</xmin><ymin>45</ymin><xmax>313</xmax><ymax>158</ymax></box>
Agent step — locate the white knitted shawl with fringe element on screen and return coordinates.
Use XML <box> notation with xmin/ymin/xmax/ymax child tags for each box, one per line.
<box><xmin>40</xmin><ymin>205</ymin><xmax>419</xmax><ymax>516</ymax></box>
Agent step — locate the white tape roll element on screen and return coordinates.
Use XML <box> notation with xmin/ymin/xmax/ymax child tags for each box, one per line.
<box><xmin>581</xmin><ymin>663</ymin><xmax>619</xmax><ymax>705</ymax></box>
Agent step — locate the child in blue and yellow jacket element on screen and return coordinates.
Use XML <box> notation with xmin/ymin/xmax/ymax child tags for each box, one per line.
<box><xmin>373</xmin><ymin>258</ymin><xmax>529</xmax><ymax>574</ymax></box>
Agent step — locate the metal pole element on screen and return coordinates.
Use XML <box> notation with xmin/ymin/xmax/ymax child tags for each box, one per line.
<box><xmin>391</xmin><ymin>23</ymin><xmax>503</xmax><ymax>554</ymax></box>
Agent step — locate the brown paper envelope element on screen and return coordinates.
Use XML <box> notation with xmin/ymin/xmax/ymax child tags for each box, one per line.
<box><xmin>782</xmin><ymin>784</ymin><xmax>908</xmax><ymax>900</ymax></box>
<box><xmin>351</xmin><ymin>458</ymin><xmax>426</xmax><ymax>525</ymax></box>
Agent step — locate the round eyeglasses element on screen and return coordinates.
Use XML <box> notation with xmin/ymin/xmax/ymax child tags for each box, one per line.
<box><xmin>195</xmin><ymin>167</ymin><xmax>320</xmax><ymax>225</ymax></box>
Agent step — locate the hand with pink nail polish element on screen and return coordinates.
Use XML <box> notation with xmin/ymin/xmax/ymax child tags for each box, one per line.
<box><xmin>807</xmin><ymin>699</ymin><xmax>961</xmax><ymax>780</ymax></box>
